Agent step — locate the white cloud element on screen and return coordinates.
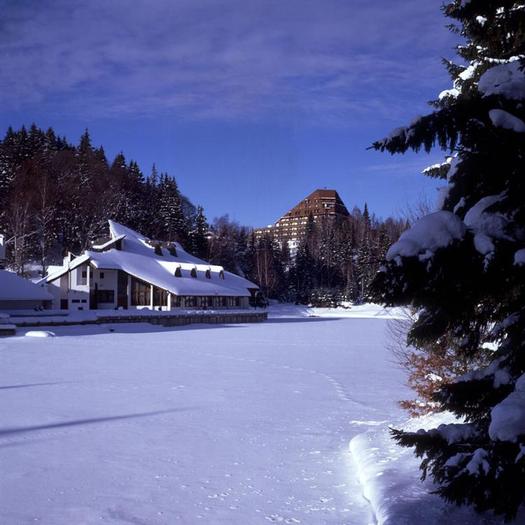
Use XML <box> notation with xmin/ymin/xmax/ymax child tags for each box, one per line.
<box><xmin>0</xmin><ymin>0</ymin><xmax>456</xmax><ymax>124</ymax></box>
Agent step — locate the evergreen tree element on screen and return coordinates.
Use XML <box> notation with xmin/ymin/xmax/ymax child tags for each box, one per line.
<box><xmin>143</xmin><ymin>164</ymin><xmax>162</xmax><ymax>238</ymax></box>
<box><xmin>371</xmin><ymin>1</ymin><xmax>525</xmax><ymax>520</ymax></box>
<box><xmin>158</xmin><ymin>174</ymin><xmax>188</xmax><ymax>245</ymax></box>
<box><xmin>190</xmin><ymin>205</ymin><xmax>209</xmax><ymax>259</ymax></box>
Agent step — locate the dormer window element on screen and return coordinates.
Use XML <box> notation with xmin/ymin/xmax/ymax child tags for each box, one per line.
<box><xmin>154</xmin><ymin>243</ymin><xmax>163</xmax><ymax>256</ymax></box>
<box><xmin>219</xmin><ymin>270</ymin><xmax>225</xmax><ymax>280</ymax></box>
<box><xmin>167</xmin><ymin>244</ymin><xmax>177</xmax><ymax>256</ymax></box>
<box><xmin>205</xmin><ymin>269</ymin><xmax>211</xmax><ymax>279</ymax></box>
<box><xmin>190</xmin><ymin>268</ymin><xmax>197</xmax><ymax>278</ymax></box>
<box><xmin>174</xmin><ymin>267</ymin><xmax>182</xmax><ymax>277</ymax></box>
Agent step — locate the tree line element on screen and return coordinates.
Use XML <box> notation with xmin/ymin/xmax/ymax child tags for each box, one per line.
<box><xmin>0</xmin><ymin>124</ymin><xmax>405</xmax><ymax>304</ymax></box>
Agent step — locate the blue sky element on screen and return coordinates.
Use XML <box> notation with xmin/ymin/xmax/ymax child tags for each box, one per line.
<box><xmin>0</xmin><ymin>0</ymin><xmax>458</xmax><ymax>226</ymax></box>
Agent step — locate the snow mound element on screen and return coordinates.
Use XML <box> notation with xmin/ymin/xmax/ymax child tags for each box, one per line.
<box><xmin>349</xmin><ymin>413</ymin><xmax>503</xmax><ymax>525</ymax></box>
<box><xmin>515</xmin><ymin>249</ymin><xmax>525</xmax><ymax>266</ymax></box>
<box><xmin>464</xmin><ymin>194</ymin><xmax>508</xmax><ymax>258</ymax></box>
<box><xmin>386</xmin><ymin>211</ymin><xmax>465</xmax><ymax>261</ymax></box>
<box><xmin>25</xmin><ymin>330</ymin><xmax>56</xmax><ymax>338</ymax></box>
<box><xmin>489</xmin><ymin>372</ymin><xmax>525</xmax><ymax>442</ymax></box>
<box><xmin>479</xmin><ymin>61</ymin><xmax>525</xmax><ymax>100</ymax></box>
<box><xmin>268</xmin><ymin>302</ymin><xmax>407</xmax><ymax>320</ymax></box>
<box><xmin>489</xmin><ymin>109</ymin><xmax>525</xmax><ymax>132</ymax></box>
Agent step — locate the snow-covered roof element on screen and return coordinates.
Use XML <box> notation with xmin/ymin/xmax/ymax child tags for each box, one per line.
<box><xmin>44</xmin><ymin>253</ymin><xmax>91</xmax><ymax>283</ymax></box>
<box><xmin>91</xmin><ymin>234</ymin><xmax>126</xmax><ymax>251</ymax></box>
<box><xmin>0</xmin><ymin>270</ymin><xmax>53</xmax><ymax>301</ymax></box>
<box><xmin>44</xmin><ymin>221</ymin><xmax>258</xmax><ymax>297</ymax></box>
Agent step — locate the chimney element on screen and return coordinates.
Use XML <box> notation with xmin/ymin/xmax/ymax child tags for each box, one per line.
<box><xmin>63</xmin><ymin>251</ymin><xmax>75</xmax><ymax>266</ymax></box>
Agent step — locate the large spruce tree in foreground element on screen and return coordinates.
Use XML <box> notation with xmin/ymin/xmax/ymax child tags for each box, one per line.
<box><xmin>371</xmin><ymin>1</ymin><xmax>525</xmax><ymax>520</ymax></box>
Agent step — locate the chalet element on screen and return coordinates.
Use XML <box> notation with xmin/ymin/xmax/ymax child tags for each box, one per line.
<box><xmin>0</xmin><ymin>270</ymin><xmax>53</xmax><ymax>311</ymax></box>
<box><xmin>42</xmin><ymin>221</ymin><xmax>259</xmax><ymax>311</ymax></box>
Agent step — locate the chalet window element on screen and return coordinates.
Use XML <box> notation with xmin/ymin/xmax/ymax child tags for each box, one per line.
<box><xmin>172</xmin><ymin>294</ymin><xmax>181</xmax><ymax>307</ymax></box>
<box><xmin>96</xmin><ymin>290</ymin><xmax>115</xmax><ymax>303</ymax></box>
<box><xmin>190</xmin><ymin>268</ymin><xmax>197</xmax><ymax>278</ymax></box>
<box><xmin>77</xmin><ymin>267</ymin><xmax>87</xmax><ymax>285</ymax></box>
<box><xmin>131</xmin><ymin>277</ymin><xmax>150</xmax><ymax>306</ymax></box>
<box><xmin>153</xmin><ymin>287</ymin><xmax>168</xmax><ymax>306</ymax></box>
<box><xmin>205</xmin><ymin>269</ymin><xmax>211</xmax><ymax>279</ymax></box>
<box><xmin>184</xmin><ymin>296</ymin><xmax>196</xmax><ymax>308</ymax></box>
<box><xmin>174</xmin><ymin>267</ymin><xmax>182</xmax><ymax>277</ymax></box>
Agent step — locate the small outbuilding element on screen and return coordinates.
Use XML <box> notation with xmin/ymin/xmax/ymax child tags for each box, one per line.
<box><xmin>0</xmin><ymin>270</ymin><xmax>53</xmax><ymax>311</ymax></box>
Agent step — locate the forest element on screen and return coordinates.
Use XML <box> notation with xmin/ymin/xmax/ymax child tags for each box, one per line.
<box><xmin>0</xmin><ymin>124</ymin><xmax>405</xmax><ymax>304</ymax></box>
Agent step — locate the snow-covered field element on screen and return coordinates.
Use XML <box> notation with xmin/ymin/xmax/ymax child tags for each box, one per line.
<box><xmin>0</xmin><ymin>305</ymin><xmax>520</xmax><ymax>524</ymax></box>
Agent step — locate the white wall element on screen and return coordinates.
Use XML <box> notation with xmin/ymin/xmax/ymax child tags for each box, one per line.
<box><xmin>91</xmin><ymin>268</ymin><xmax>118</xmax><ymax>309</ymax></box>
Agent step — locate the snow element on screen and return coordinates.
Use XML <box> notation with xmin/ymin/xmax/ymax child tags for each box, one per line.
<box><xmin>0</xmin><ymin>270</ymin><xmax>53</xmax><ymax>301</ymax></box>
<box><xmin>431</xmin><ymin>422</ymin><xmax>479</xmax><ymax>445</ymax></box>
<box><xmin>438</xmin><ymin>88</ymin><xmax>459</xmax><ymax>100</ymax></box>
<box><xmin>0</xmin><ymin>307</ymin><xmax>518</xmax><ymax>524</ymax></box>
<box><xmin>459</xmin><ymin>63</ymin><xmax>477</xmax><ymax>81</ymax></box>
<box><xmin>464</xmin><ymin>194</ymin><xmax>503</xmax><ymax>230</ymax></box>
<box><xmin>268</xmin><ymin>302</ymin><xmax>407</xmax><ymax>320</ymax></box>
<box><xmin>489</xmin><ymin>373</ymin><xmax>525</xmax><ymax>442</ymax></box>
<box><xmin>464</xmin><ymin>449</ymin><xmax>490</xmax><ymax>476</ymax></box>
<box><xmin>479</xmin><ymin>61</ymin><xmax>525</xmax><ymax>100</ymax></box>
<box><xmin>464</xmin><ymin>194</ymin><xmax>508</xmax><ymax>258</ymax></box>
<box><xmin>43</xmin><ymin>253</ymin><xmax>91</xmax><ymax>283</ymax></box>
<box><xmin>91</xmin><ymin>234</ymin><xmax>126</xmax><ymax>251</ymax></box>
<box><xmin>25</xmin><ymin>330</ymin><xmax>56</xmax><ymax>338</ymax></box>
<box><xmin>476</xmin><ymin>15</ymin><xmax>487</xmax><ymax>26</ymax></box>
<box><xmin>489</xmin><ymin>109</ymin><xmax>525</xmax><ymax>132</ymax></box>
<box><xmin>386</xmin><ymin>211</ymin><xmax>466</xmax><ymax>261</ymax></box>
<box><xmin>0</xmin><ymin>313</ymin><xmax>407</xmax><ymax>524</ymax></box>
<box><xmin>514</xmin><ymin>248</ymin><xmax>525</xmax><ymax>265</ymax></box>
<box><xmin>348</xmin><ymin>412</ymin><xmax>508</xmax><ymax>525</ymax></box>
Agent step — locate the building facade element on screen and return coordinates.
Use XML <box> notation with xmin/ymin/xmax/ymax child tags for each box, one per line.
<box><xmin>43</xmin><ymin>221</ymin><xmax>259</xmax><ymax>311</ymax></box>
<box><xmin>254</xmin><ymin>189</ymin><xmax>350</xmax><ymax>253</ymax></box>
